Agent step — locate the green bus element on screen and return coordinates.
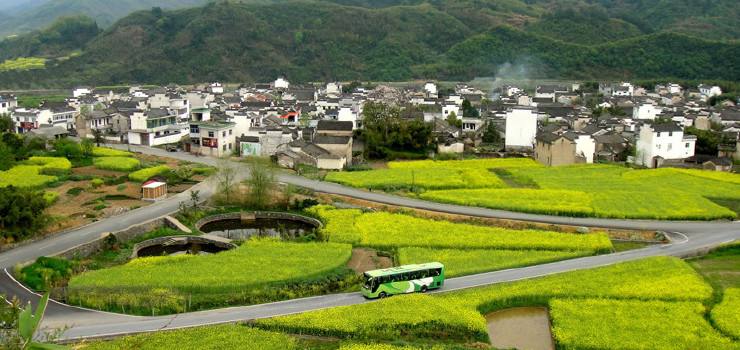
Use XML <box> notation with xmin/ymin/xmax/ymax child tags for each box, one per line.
<box><xmin>361</xmin><ymin>262</ymin><xmax>444</xmax><ymax>299</ymax></box>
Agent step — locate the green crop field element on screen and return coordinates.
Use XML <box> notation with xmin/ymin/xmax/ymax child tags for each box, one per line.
<box><xmin>397</xmin><ymin>247</ymin><xmax>592</xmax><ymax>278</ymax></box>
<box><xmin>92</xmin><ymin>147</ymin><xmax>134</xmax><ymax>157</ymax></box>
<box><xmin>93</xmin><ymin>156</ymin><xmax>140</xmax><ymax>172</ymax></box>
<box><xmin>327</xmin><ymin>160</ymin><xmax>740</xmax><ymax>220</ymax></box>
<box><xmin>550</xmin><ymin>298</ymin><xmax>737</xmax><ymax>349</ymax></box>
<box><xmin>128</xmin><ymin>165</ymin><xmax>173</xmax><ymax>182</ymax></box>
<box><xmin>255</xmin><ymin>257</ymin><xmax>733</xmax><ymax>349</ymax></box>
<box><xmin>0</xmin><ymin>165</ymin><xmax>58</xmax><ymax>189</ymax></box>
<box><xmin>310</xmin><ymin>206</ymin><xmax>612</xmax><ymax>254</ymax></box>
<box><xmin>82</xmin><ymin>324</ymin><xmax>299</xmax><ymax>350</ymax></box>
<box><xmin>711</xmin><ymin>288</ymin><xmax>740</xmax><ymax>339</ymax></box>
<box><xmin>68</xmin><ymin>240</ymin><xmax>352</xmax><ymax>314</ymax></box>
<box><xmin>0</xmin><ymin>57</ymin><xmax>45</xmax><ymax>72</ymax></box>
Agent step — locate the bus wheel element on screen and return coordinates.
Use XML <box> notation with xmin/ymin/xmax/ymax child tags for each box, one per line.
<box><xmin>420</xmin><ymin>285</ymin><xmax>428</xmax><ymax>293</ymax></box>
<box><xmin>379</xmin><ymin>292</ymin><xmax>387</xmax><ymax>299</ymax></box>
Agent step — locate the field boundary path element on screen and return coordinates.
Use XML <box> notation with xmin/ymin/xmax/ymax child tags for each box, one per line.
<box><xmin>0</xmin><ymin>143</ymin><xmax>737</xmax><ymax>340</ymax></box>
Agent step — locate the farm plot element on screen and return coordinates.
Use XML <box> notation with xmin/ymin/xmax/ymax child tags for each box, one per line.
<box><xmin>310</xmin><ymin>206</ymin><xmax>612</xmax><ymax>254</ymax></box>
<box><xmin>68</xmin><ymin>240</ymin><xmax>352</xmax><ymax>313</ymax></box>
<box><xmin>398</xmin><ymin>247</ymin><xmax>592</xmax><ymax>278</ymax></box>
<box><xmin>82</xmin><ymin>324</ymin><xmax>299</xmax><ymax>350</ymax></box>
<box><xmin>255</xmin><ymin>257</ymin><xmax>730</xmax><ymax>349</ymax></box>
<box><xmin>0</xmin><ymin>165</ymin><xmax>58</xmax><ymax>189</ymax></box>
<box><xmin>711</xmin><ymin>288</ymin><xmax>740</xmax><ymax>339</ymax></box>
<box><xmin>550</xmin><ymin>298</ymin><xmax>738</xmax><ymax>350</ymax></box>
<box><xmin>93</xmin><ymin>157</ymin><xmax>140</xmax><ymax>172</ymax></box>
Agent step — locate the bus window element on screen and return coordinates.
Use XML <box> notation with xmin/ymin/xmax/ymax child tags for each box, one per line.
<box><xmin>381</xmin><ymin>276</ymin><xmax>390</xmax><ymax>284</ymax></box>
<box><xmin>420</xmin><ymin>270</ymin><xmax>428</xmax><ymax>278</ymax></box>
<box><xmin>430</xmin><ymin>268</ymin><xmax>440</xmax><ymax>277</ymax></box>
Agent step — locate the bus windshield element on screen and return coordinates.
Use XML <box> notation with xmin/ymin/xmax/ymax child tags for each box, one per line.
<box><xmin>363</xmin><ymin>273</ymin><xmax>373</xmax><ymax>289</ymax></box>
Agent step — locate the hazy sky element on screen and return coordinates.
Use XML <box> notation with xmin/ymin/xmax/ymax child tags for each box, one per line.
<box><xmin>0</xmin><ymin>0</ymin><xmax>45</xmax><ymax>12</ymax></box>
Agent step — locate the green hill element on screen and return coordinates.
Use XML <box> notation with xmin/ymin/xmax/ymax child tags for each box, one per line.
<box><xmin>1</xmin><ymin>0</ymin><xmax>739</xmax><ymax>88</ymax></box>
<box><xmin>0</xmin><ymin>0</ymin><xmax>213</xmax><ymax>37</ymax></box>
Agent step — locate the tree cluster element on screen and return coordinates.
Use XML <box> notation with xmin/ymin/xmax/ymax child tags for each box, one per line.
<box><xmin>360</xmin><ymin>101</ymin><xmax>433</xmax><ymax>159</ymax></box>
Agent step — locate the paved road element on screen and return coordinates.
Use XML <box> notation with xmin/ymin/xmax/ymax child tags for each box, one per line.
<box><xmin>0</xmin><ymin>144</ymin><xmax>737</xmax><ymax>340</ymax></box>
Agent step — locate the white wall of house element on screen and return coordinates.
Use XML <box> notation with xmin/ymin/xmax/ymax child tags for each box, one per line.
<box><xmin>633</xmin><ymin>103</ymin><xmax>659</xmax><ymax>120</ymax></box>
<box><xmin>316</xmin><ymin>157</ymin><xmax>344</xmax><ymax>170</ymax></box>
<box><xmin>505</xmin><ymin>107</ymin><xmax>538</xmax><ymax>149</ymax></box>
<box><xmin>442</xmin><ymin>104</ymin><xmax>461</xmax><ymax>120</ymax></box>
<box><xmin>274</xmin><ymin>77</ymin><xmax>290</xmax><ymax>89</ymax></box>
<box><xmin>337</xmin><ymin>106</ymin><xmax>357</xmax><ymax>129</ymax></box>
<box><xmin>636</xmin><ymin>125</ymin><xmax>695</xmax><ymax>167</ymax></box>
<box><xmin>574</xmin><ymin>134</ymin><xmax>596</xmax><ymax>163</ymax></box>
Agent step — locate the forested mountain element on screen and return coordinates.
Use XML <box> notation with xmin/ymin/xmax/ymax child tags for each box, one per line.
<box><xmin>0</xmin><ymin>0</ymin><xmax>739</xmax><ymax>89</ymax></box>
<box><xmin>0</xmin><ymin>0</ymin><xmax>213</xmax><ymax>37</ymax></box>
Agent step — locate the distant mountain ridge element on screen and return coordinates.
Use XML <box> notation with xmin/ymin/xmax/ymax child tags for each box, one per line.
<box><xmin>0</xmin><ymin>0</ymin><xmax>213</xmax><ymax>37</ymax></box>
<box><xmin>1</xmin><ymin>0</ymin><xmax>739</xmax><ymax>89</ymax></box>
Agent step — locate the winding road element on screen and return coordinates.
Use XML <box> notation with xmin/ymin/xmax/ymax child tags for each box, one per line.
<box><xmin>0</xmin><ymin>144</ymin><xmax>738</xmax><ymax>341</ymax></box>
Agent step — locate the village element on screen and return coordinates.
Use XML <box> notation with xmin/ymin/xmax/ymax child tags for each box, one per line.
<box><xmin>2</xmin><ymin>78</ymin><xmax>739</xmax><ymax>171</ymax></box>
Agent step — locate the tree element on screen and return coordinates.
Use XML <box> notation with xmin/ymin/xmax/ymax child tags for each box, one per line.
<box><xmin>215</xmin><ymin>157</ymin><xmax>239</xmax><ymax>204</ymax></box>
<box><xmin>0</xmin><ymin>141</ymin><xmax>13</xmax><ymax>171</ymax></box>
<box><xmin>482</xmin><ymin>121</ymin><xmax>501</xmax><ymax>143</ymax></box>
<box><xmin>446</xmin><ymin>111</ymin><xmax>461</xmax><ymax>128</ymax></box>
<box><xmin>80</xmin><ymin>138</ymin><xmax>93</xmax><ymax>157</ymax></box>
<box><xmin>93</xmin><ymin>103</ymin><xmax>104</xmax><ymax>111</ymax></box>
<box><xmin>52</xmin><ymin>138</ymin><xmax>82</xmax><ymax>159</ymax></box>
<box><xmin>461</xmin><ymin>99</ymin><xmax>479</xmax><ymax>118</ymax></box>
<box><xmin>0</xmin><ymin>113</ymin><xmax>13</xmax><ymax>132</ymax></box>
<box><xmin>245</xmin><ymin>157</ymin><xmax>276</xmax><ymax>209</ymax></box>
<box><xmin>79</xmin><ymin>104</ymin><xmax>90</xmax><ymax>116</ymax></box>
<box><xmin>91</xmin><ymin>129</ymin><xmax>104</xmax><ymax>147</ymax></box>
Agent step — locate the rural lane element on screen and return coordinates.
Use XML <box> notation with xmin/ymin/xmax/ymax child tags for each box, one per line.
<box><xmin>0</xmin><ymin>144</ymin><xmax>737</xmax><ymax>340</ymax></box>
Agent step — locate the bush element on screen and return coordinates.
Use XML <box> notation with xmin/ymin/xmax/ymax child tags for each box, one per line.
<box><xmin>66</xmin><ymin>187</ymin><xmax>83</xmax><ymax>196</ymax></box>
<box><xmin>91</xmin><ymin>179</ymin><xmax>104</xmax><ymax>188</ymax></box>
<box><xmin>43</xmin><ymin>191</ymin><xmax>59</xmax><ymax>206</ymax></box>
<box><xmin>92</xmin><ymin>147</ymin><xmax>133</xmax><ymax>157</ymax></box>
<box><xmin>17</xmin><ymin>256</ymin><xmax>79</xmax><ymax>291</ymax></box>
<box><xmin>128</xmin><ymin>165</ymin><xmax>175</xmax><ymax>183</ymax></box>
<box><xmin>93</xmin><ymin>157</ymin><xmax>140</xmax><ymax>172</ymax></box>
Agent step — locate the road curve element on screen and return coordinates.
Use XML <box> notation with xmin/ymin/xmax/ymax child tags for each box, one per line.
<box><xmin>0</xmin><ymin>143</ymin><xmax>736</xmax><ymax>340</ymax></box>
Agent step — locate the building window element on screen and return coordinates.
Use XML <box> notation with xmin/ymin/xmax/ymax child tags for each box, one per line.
<box><xmin>667</xmin><ymin>143</ymin><xmax>672</xmax><ymax>151</ymax></box>
<box><xmin>656</xmin><ymin>132</ymin><xmax>661</xmax><ymax>137</ymax></box>
<box><xmin>668</xmin><ymin>132</ymin><xmax>673</xmax><ymax>136</ymax></box>
<box><xmin>222</xmin><ymin>144</ymin><xmax>226</xmax><ymax>151</ymax></box>
<box><xmin>222</xmin><ymin>131</ymin><xmax>226</xmax><ymax>137</ymax></box>
<box><xmin>229</xmin><ymin>143</ymin><xmax>232</xmax><ymax>150</ymax></box>
<box><xmin>229</xmin><ymin>129</ymin><xmax>232</xmax><ymax>135</ymax></box>
<box><xmin>208</xmin><ymin>131</ymin><xmax>214</xmax><ymax>138</ymax></box>
<box><xmin>685</xmin><ymin>143</ymin><xmax>690</xmax><ymax>148</ymax></box>
<box><xmin>190</xmin><ymin>125</ymin><xmax>199</xmax><ymax>134</ymax></box>
<box><xmin>656</xmin><ymin>144</ymin><xmax>661</xmax><ymax>150</ymax></box>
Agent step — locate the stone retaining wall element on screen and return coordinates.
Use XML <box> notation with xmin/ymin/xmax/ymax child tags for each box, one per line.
<box><xmin>52</xmin><ymin>210</ymin><xmax>191</xmax><ymax>260</ymax></box>
<box><xmin>131</xmin><ymin>235</ymin><xmax>237</xmax><ymax>258</ymax></box>
<box><xmin>194</xmin><ymin>211</ymin><xmax>322</xmax><ymax>231</ymax></box>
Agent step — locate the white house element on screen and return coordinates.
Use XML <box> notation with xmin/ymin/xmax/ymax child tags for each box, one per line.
<box><xmin>325</xmin><ymin>82</ymin><xmax>342</xmax><ymax>96</ymax></box>
<box><xmin>505</xmin><ymin>107</ymin><xmax>539</xmax><ymax>150</ymax></box>
<box><xmin>442</xmin><ymin>104</ymin><xmax>461</xmax><ymax>120</ymax></box>
<box><xmin>612</xmin><ymin>82</ymin><xmax>634</xmax><ymax>97</ymax></box>
<box><xmin>38</xmin><ymin>104</ymin><xmax>76</xmax><ymax>130</ymax></box>
<box><xmin>188</xmin><ymin>120</ymin><xmax>236</xmax><ymax>157</ymax></box>
<box><xmin>635</xmin><ymin>122</ymin><xmax>696</xmax><ymax>168</ymax></box>
<box><xmin>274</xmin><ymin>77</ymin><xmax>290</xmax><ymax>89</ymax></box>
<box><xmin>424</xmin><ymin>82</ymin><xmax>437</xmax><ymax>98</ymax></box>
<box><xmin>698</xmin><ymin>84</ymin><xmax>722</xmax><ymax>100</ymax></box>
<box><xmin>668</xmin><ymin>83</ymin><xmax>683</xmax><ymax>95</ymax></box>
<box><xmin>572</xmin><ymin>133</ymin><xmax>596</xmax><ymax>163</ymax></box>
<box><xmin>128</xmin><ymin>109</ymin><xmax>186</xmax><ymax>146</ymax></box>
<box><xmin>210</xmin><ymin>83</ymin><xmax>224</xmax><ymax>94</ymax></box>
<box><xmin>633</xmin><ymin>103</ymin><xmax>660</xmax><ymax>120</ymax></box>
<box><xmin>73</xmin><ymin>86</ymin><xmax>92</xmax><ymax>98</ymax></box>
<box><xmin>0</xmin><ymin>94</ymin><xmax>17</xmax><ymax>114</ymax></box>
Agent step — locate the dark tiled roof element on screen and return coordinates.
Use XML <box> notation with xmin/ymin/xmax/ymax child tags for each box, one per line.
<box><xmin>535</xmin><ymin>132</ymin><xmax>562</xmax><ymax>144</ymax></box>
<box><xmin>317</xmin><ymin>121</ymin><xmax>353</xmax><ymax>133</ymax></box>
<box><xmin>239</xmin><ymin>135</ymin><xmax>260</xmax><ymax>143</ymax></box>
<box><xmin>649</xmin><ymin>123</ymin><xmax>682</xmax><ymax>132</ymax></box>
<box><xmin>145</xmin><ymin>108</ymin><xmax>170</xmax><ymax>119</ymax></box>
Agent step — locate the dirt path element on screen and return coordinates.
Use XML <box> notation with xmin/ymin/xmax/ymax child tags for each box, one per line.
<box><xmin>347</xmin><ymin>248</ymin><xmax>393</xmax><ymax>273</ymax></box>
